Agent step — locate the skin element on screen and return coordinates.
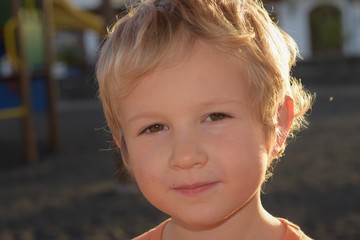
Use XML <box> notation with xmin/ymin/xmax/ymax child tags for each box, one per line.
<box><xmin>117</xmin><ymin>40</ymin><xmax>293</xmax><ymax>240</ymax></box>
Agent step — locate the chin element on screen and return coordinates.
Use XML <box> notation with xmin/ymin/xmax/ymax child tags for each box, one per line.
<box><xmin>171</xmin><ymin>212</ymin><xmax>230</xmax><ymax>231</ymax></box>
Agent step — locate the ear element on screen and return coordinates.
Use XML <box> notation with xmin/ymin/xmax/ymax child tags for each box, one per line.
<box><xmin>113</xmin><ymin>135</ymin><xmax>132</xmax><ymax>172</ymax></box>
<box><xmin>113</xmin><ymin>135</ymin><xmax>121</xmax><ymax>149</ymax></box>
<box><xmin>274</xmin><ymin>96</ymin><xmax>294</xmax><ymax>152</ymax></box>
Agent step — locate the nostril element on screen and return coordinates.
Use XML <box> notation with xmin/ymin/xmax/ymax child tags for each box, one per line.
<box><xmin>169</xmin><ymin>142</ymin><xmax>208</xmax><ymax>169</ymax></box>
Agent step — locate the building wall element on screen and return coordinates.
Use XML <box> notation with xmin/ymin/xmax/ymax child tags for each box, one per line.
<box><xmin>343</xmin><ymin>2</ymin><xmax>360</xmax><ymax>57</ymax></box>
<box><xmin>70</xmin><ymin>0</ymin><xmax>126</xmax><ymax>9</ymax></box>
<box><xmin>68</xmin><ymin>0</ymin><xmax>360</xmax><ymax>60</ymax></box>
<box><xmin>270</xmin><ymin>0</ymin><xmax>360</xmax><ymax>59</ymax></box>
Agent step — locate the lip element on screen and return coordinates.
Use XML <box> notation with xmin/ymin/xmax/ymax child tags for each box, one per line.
<box><xmin>172</xmin><ymin>182</ymin><xmax>219</xmax><ymax>197</ymax></box>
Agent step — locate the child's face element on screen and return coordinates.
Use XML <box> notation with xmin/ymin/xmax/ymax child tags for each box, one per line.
<box><xmin>117</xmin><ymin>41</ymin><xmax>269</xmax><ymax>230</ymax></box>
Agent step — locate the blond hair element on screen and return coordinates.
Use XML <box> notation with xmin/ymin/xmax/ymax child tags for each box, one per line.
<box><xmin>96</xmin><ymin>0</ymin><xmax>313</xmax><ymax>171</ymax></box>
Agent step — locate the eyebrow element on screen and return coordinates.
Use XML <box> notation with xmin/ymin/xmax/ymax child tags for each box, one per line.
<box><xmin>127</xmin><ymin>111</ymin><xmax>166</xmax><ymax>123</ymax></box>
<box><xmin>127</xmin><ymin>99</ymin><xmax>247</xmax><ymax>123</ymax></box>
<box><xmin>196</xmin><ymin>99</ymin><xmax>246</xmax><ymax>108</ymax></box>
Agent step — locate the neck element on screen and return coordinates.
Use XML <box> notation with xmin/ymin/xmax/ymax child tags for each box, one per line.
<box><xmin>163</xmin><ymin>193</ymin><xmax>285</xmax><ymax>240</ymax></box>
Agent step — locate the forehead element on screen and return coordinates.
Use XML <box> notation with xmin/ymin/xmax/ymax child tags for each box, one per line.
<box><xmin>159</xmin><ymin>37</ymin><xmax>245</xmax><ymax>72</ymax></box>
<box><xmin>117</xmin><ymin>40</ymin><xmax>250</xmax><ymax>117</ymax></box>
<box><xmin>132</xmin><ymin>40</ymin><xmax>246</xmax><ymax>90</ymax></box>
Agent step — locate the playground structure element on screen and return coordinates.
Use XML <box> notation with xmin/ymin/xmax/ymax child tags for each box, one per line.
<box><xmin>0</xmin><ymin>0</ymin><xmax>105</xmax><ymax>164</ymax></box>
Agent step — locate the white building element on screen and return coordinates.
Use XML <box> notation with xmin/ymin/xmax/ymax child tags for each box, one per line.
<box><xmin>267</xmin><ymin>0</ymin><xmax>360</xmax><ymax>59</ymax></box>
<box><xmin>68</xmin><ymin>0</ymin><xmax>360</xmax><ymax>61</ymax></box>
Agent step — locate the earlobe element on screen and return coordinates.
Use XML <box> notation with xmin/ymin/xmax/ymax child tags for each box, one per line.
<box><xmin>275</xmin><ymin>96</ymin><xmax>294</xmax><ymax>151</ymax></box>
<box><xmin>114</xmin><ymin>135</ymin><xmax>132</xmax><ymax>172</ymax></box>
<box><xmin>113</xmin><ymin>135</ymin><xmax>121</xmax><ymax>149</ymax></box>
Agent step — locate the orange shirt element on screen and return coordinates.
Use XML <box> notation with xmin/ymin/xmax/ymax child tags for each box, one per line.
<box><xmin>133</xmin><ymin>218</ymin><xmax>313</xmax><ymax>240</ymax></box>
<box><xmin>278</xmin><ymin>218</ymin><xmax>313</xmax><ymax>240</ymax></box>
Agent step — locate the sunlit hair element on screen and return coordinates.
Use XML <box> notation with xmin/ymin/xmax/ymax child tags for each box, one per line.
<box><xmin>96</xmin><ymin>0</ymin><xmax>313</xmax><ymax>173</ymax></box>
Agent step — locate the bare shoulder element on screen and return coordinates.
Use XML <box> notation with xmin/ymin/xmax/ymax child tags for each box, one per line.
<box><xmin>278</xmin><ymin>218</ymin><xmax>313</xmax><ymax>240</ymax></box>
<box><xmin>132</xmin><ymin>220</ymin><xmax>170</xmax><ymax>240</ymax></box>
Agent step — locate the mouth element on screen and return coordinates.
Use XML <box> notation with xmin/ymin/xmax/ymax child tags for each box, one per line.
<box><xmin>172</xmin><ymin>182</ymin><xmax>219</xmax><ymax>197</ymax></box>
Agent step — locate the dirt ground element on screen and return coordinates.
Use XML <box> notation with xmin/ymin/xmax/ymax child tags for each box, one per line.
<box><xmin>0</xmin><ymin>84</ymin><xmax>359</xmax><ymax>239</ymax></box>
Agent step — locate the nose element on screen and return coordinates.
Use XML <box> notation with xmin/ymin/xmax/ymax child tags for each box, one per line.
<box><xmin>169</xmin><ymin>131</ymin><xmax>208</xmax><ymax>170</ymax></box>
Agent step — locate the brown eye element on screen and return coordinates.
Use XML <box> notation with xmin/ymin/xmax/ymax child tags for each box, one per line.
<box><xmin>141</xmin><ymin>124</ymin><xmax>168</xmax><ymax>134</ymax></box>
<box><xmin>206</xmin><ymin>113</ymin><xmax>229</xmax><ymax>122</ymax></box>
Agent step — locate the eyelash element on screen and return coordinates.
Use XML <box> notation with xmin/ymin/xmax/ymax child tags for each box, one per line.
<box><xmin>139</xmin><ymin>113</ymin><xmax>231</xmax><ymax>135</ymax></box>
<box><xmin>204</xmin><ymin>112</ymin><xmax>232</xmax><ymax>122</ymax></box>
<box><xmin>140</xmin><ymin>123</ymin><xmax>168</xmax><ymax>135</ymax></box>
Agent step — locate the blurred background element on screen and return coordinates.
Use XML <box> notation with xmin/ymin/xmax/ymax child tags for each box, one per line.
<box><xmin>0</xmin><ymin>0</ymin><xmax>359</xmax><ymax>239</ymax></box>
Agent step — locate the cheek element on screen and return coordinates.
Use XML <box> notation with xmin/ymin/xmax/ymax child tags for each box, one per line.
<box><xmin>131</xmin><ymin>157</ymin><xmax>162</xmax><ymax>199</ymax></box>
<box><xmin>130</xmin><ymin>154</ymin><xmax>169</xmax><ymax>210</ymax></box>
<box><xmin>213</xmin><ymin>124</ymin><xmax>268</xmax><ymax>178</ymax></box>
<box><xmin>127</xmin><ymin>141</ymin><xmax>166</xmax><ymax>185</ymax></box>
<box><xmin>223</xmin><ymin>138</ymin><xmax>268</xmax><ymax>199</ymax></box>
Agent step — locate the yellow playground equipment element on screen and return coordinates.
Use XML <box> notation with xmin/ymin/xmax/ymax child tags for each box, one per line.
<box><xmin>0</xmin><ymin>0</ymin><xmax>105</xmax><ymax>164</ymax></box>
<box><xmin>4</xmin><ymin>0</ymin><xmax>105</xmax><ymax>70</ymax></box>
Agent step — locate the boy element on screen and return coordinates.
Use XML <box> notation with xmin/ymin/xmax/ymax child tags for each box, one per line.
<box><xmin>96</xmin><ymin>0</ymin><xmax>313</xmax><ymax>239</ymax></box>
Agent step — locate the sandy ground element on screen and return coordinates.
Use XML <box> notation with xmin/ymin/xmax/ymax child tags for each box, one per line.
<box><xmin>0</xmin><ymin>84</ymin><xmax>359</xmax><ymax>239</ymax></box>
